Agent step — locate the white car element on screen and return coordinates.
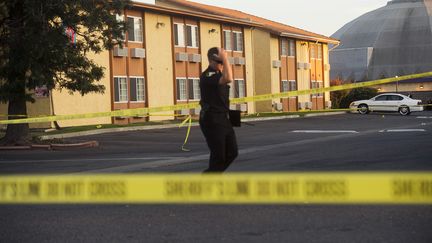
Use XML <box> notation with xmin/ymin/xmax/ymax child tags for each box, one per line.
<box><xmin>349</xmin><ymin>93</ymin><xmax>423</xmax><ymax>116</ymax></box>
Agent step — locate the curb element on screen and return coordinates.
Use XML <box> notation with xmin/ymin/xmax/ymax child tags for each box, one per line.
<box><xmin>0</xmin><ymin>141</ymin><xmax>99</xmax><ymax>151</ymax></box>
<box><xmin>0</xmin><ymin>146</ymin><xmax>32</xmax><ymax>150</ymax></box>
<box><xmin>39</xmin><ymin>111</ymin><xmax>347</xmax><ymax>140</ymax></box>
<box><xmin>50</xmin><ymin>141</ymin><xmax>99</xmax><ymax>150</ymax></box>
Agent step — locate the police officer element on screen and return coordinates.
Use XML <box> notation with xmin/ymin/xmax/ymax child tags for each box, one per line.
<box><xmin>199</xmin><ymin>47</ymin><xmax>238</xmax><ymax>173</ymax></box>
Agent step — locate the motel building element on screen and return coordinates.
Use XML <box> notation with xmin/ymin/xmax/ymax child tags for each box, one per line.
<box><xmin>0</xmin><ymin>0</ymin><xmax>339</xmax><ymax>129</ymax></box>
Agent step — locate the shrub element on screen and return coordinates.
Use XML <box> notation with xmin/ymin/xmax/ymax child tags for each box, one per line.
<box><xmin>339</xmin><ymin>87</ymin><xmax>378</xmax><ymax>108</ymax></box>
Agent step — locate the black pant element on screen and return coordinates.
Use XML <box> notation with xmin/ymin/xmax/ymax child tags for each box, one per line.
<box><xmin>199</xmin><ymin>112</ymin><xmax>238</xmax><ymax>172</ymax></box>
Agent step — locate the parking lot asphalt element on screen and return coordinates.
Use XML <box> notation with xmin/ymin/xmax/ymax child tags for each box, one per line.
<box><xmin>1</xmin><ymin>112</ymin><xmax>432</xmax><ymax>243</ymax></box>
<box><xmin>1</xmin><ymin>111</ymin><xmax>431</xmax><ymax>174</ymax></box>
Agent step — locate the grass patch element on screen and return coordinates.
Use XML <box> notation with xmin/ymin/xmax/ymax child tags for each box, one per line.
<box><xmin>38</xmin><ymin>116</ymin><xmax>197</xmax><ymax>136</ymax></box>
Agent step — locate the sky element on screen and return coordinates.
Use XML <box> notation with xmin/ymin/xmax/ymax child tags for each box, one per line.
<box><xmin>138</xmin><ymin>0</ymin><xmax>390</xmax><ymax>36</ymax></box>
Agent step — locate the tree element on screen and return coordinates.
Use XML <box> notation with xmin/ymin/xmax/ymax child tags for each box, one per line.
<box><xmin>330</xmin><ymin>78</ymin><xmax>350</xmax><ymax>109</ymax></box>
<box><xmin>339</xmin><ymin>87</ymin><xmax>378</xmax><ymax>108</ymax></box>
<box><xmin>0</xmin><ymin>0</ymin><xmax>130</xmax><ymax>145</ymax></box>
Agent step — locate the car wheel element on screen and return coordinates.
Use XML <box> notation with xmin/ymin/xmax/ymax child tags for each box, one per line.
<box><xmin>399</xmin><ymin>106</ymin><xmax>410</xmax><ymax>116</ymax></box>
<box><xmin>358</xmin><ymin>104</ymin><xmax>369</xmax><ymax>115</ymax></box>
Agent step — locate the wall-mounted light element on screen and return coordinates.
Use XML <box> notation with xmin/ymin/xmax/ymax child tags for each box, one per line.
<box><xmin>377</xmin><ymin>88</ymin><xmax>382</xmax><ymax>92</ymax></box>
<box><xmin>208</xmin><ymin>28</ymin><xmax>216</xmax><ymax>34</ymax></box>
<box><xmin>156</xmin><ymin>22</ymin><xmax>165</xmax><ymax>28</ymax></box>
<box><xmin>420</xmin><ymin>84</ymin><xmax>424</xmax><ymax>89</ymax></box>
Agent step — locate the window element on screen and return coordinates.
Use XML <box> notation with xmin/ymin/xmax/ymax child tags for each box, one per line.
<box><xmin>311</xmin><ymin>80</ymin><xmax>323</xmax><ymax>97</ymax></box>
<box><xmin>127</xmin><ymin>17</ymin><xmax>143</xmax><ymax>42</ymax></box>
<box><xmin>317</xmin><ymin>44</ymin><xmax>322</xmax><ymax>59</ymax></box>
<box><xmin>174</xmin><ymin>23</ymin><xmax>185</xmax><ymax>47</ymax></box>
<box><xmin>310</xmin><ymin>44</ymin><xmax>316</xmax><ymax>59</ymax></box>
<box><xmin>389</xmin><ymin>95</ymin><xmax>403</xmax><ymax>101</ymax></box>
<box><xmin>375</xmin><ymin>95</ymin><xmax>388</xmax><ymax>101</ymax></box>
<box><xmin>130</xmin><ymin>77</ymin><xmax>145</xmax><ymax>102</ymax></box>
<box><xmin>289</xmin><ymin>80</ymin><xmax>297</xmax><ymax>91</ymax></box>
<box><xmin>223</xmin><ymin>30</ymin><xmax>232</xmax><ymax>50</ymax></box>
<box><xmin>282</xmin><ymin>80</ymin><xmax>289</xmax><ymax>92</ymax></box>
<box><xmin>288</xmin><ymin>40</ymin><xmax>296</xmax><ymax>57</ymax></box>
<box><xmin>186</xmin><ymin>25</ymin><xmax>199</xmax><ymax>48</ymax></box>
<box><xmin>281</xmin><ymin>39</ymin><xmax>288</xmax><ymax>56</ymax></box>
<box><xmin>235</xmin><ymin>79</ymin><xmax>245</xmax><ymax>98</ymax></box>
<box><xmin>230</xmin><ymin>80</ymin><xmax>245</xmax><ymax>98</ymax></box>
<box><xmin>114</xmin><ymin>77</ymin><xmax>128</xmax><ymax>102</ymax></box>
<box><xmin>116</xmin><ymin>14</ymin><xmax>125</xmax><ymax>41</ymax></box>
<box><xmin>188</xmin><ymin>78</ymin><xmax>201</xmax><ymax>100</ymax></box>
<box><xmin>233</xmin><ymin>31</ymin><xmax>243</xmax><ymax>52</ymax></box>
<box><xmin>176</xmin><ymin>78</ymin><xmax>187</xmax><ymax>101</ymax></box>
<box><xmin>228</xmin><ymin>83</ymin><xmax>234</xmax><ymax>98</ymax></box>
<box><xmin>317</xmin><ymin>81</ymin><xmax>323</xmax><ymax>96</ymax></box>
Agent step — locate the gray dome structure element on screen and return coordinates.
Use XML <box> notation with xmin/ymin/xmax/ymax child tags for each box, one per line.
<box><xmin>330</xmin><ymin>0</ymin><xmax>432</xmax><ymax>81</ymax></box>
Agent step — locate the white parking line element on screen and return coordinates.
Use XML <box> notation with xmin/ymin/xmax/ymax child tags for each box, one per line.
<box><xmin>0</xmin><ymin>157</ymin><xmax>183</xmax><ymax>164</ymax></box>
<box><xmin>416</xmin><ymin>116</ymin><xmax>432</xmax><ymax>119</ymax></box>
<box><xmin>379</xmin><ymin>129</ymin><xmax>426</xmax><ymax>133</ymax></box>
<box><xmin>292</xmin><ymin>130</ymin><xmax>359</xmax><ymax>133</ymax></box>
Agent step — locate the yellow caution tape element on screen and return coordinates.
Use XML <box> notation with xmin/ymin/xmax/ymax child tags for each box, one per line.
<box><xmin>1</xmin><ymin>71</ymin><xmax>431</xmax><ymax>125</ymax></box>
<box><xmin>231</xmin><ymin>71</ymin><xmax>432</xmax><ymax>104</ymax></box>
<box><xmin>1</xmin><ymin>173</ymin><xmax>431</xmax><ymax>204</ymax></box>
<box><xmin>178</xmin><ymin>115</ymin><xmax>193</xmax><ymax>152</ymax></box>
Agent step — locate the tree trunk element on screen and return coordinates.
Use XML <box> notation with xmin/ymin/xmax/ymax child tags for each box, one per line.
<box><xmin>1</xmin><ymin>98</ymin><xmax>30</xmax><ymax>146</ymax></box>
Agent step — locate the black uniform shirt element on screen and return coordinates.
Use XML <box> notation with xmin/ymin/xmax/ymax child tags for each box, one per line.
<box><xmin>199</xmin><ymin>66</ymin><xmax>230</xmax><ymax>113</ymax></box>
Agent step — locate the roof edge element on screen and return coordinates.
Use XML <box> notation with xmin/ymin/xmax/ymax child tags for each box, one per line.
<box><xmin>131</xmin><ymin>1</ymin><xmax>263</xmax><ymax>27</ymax></box>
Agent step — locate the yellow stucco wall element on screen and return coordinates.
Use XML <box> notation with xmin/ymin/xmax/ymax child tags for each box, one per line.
<box><xmin>51</xmin><ymin>49</ymin><xmax>112</xmax><ymax>127</ymax></box>
<box><xmin>296</xmin><ymin>41</ymin><xmax>311</xmax><ymax>104</ymax></box>
<box><xmin>323</xmin><ymin>44</ymin><xmax>330</xmax><ymax>105</ymax></box>
<box><xmin>252</xmin><ymin>28</ymin><xmax>272</xmax><ymax>112</ymax></box>
<box><xmin>270</xmin><ymin>36</ymin><xmax>280</xmax><ymax>105</ymax></box>
<box><xmin>244</xmin><ymin>27</ymin><xmax>255</xmax><ymax>114</ymax></box>
<box><xmin>145</xmin><ymin>12</ymin><xmax>174</xmax><ymax>121</ymax></box>
<box><xmin>199</xmin><ymin>21</ymin><xmax>221</xmax><ymax>70</ymax></box>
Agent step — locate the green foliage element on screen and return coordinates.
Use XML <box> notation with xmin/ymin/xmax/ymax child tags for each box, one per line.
<box><xmin>339</xmin><ymin>87</ymin><xmax>379</xmax><ymax>108</ymax></box>
<box><xmin>0</xmin><ymin>0</ymin><xmax>130</xmax><ymax>103</ymax></box>
<box><xmin>330</xmin><ymin>78</ymin><xmax>349</xmax><ymax>109</ymax></box>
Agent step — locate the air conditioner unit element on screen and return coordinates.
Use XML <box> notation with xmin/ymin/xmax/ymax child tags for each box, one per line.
<box><xmin>325</xmin><ymin>101</ymin><xmax>332</xmax><ymax>109</ymax></box>
<box><xmin>275</xmin><ymin>102</ymin><xmax>283</xmax><ymax>111</ymax></box>
<box><xmin>131</xmin><ymin>48</ymin><xmax>146</xmax><ymax>58</ymax></box>
<box><xmin>234</xmin><ymin>57</ymin><xmax>246</xmax><ymax>65</ymax></box>
<box><xmin>304</xmin><ymin>63</ymin><xmax>311</xmax><ymax>70</ymax></box>
<box><xmin>272</xmin><ymin>60</ymin><xmax>282</xmax><ymax>68</ymax></box>
<box><xmin>175</xmin><ymin>52</ymin><xmax>188</xmax><ymax>62</ymax></box>
<box><xmin>297</xmin><ymin>62</ymin><xmax>304</xmax><ymax>70</ymax></box>
<box><xmin>240</xmin><ymin>104</ymin><xmax>247</xmax><ymax>112</ymax></box>
<box><xmin>305</xmin><ymin>102</ymin><xmax>313</xmax><ymax>109</ymax></box>
<box><xmin>180</xmin><ymin>109</ymin><xmax>189</xmax><ymax>115</ymax></box>
<box><xmin>194</xmin><ymin>108</ymin><xmax>201</xmax><ymax>115</ymax></box>
<box><xmin>189</xmin><ymin>53</ymin><xmax>202</xmax><ymax>63</ymax></box>
<box><xmin>113</xmin><ymin>47</ymin><xmax>128</xmax><ymax>57</ymax></box>
<box><xmin>298</xmin><ymin>102</ymin><xmax>305</xmax><ymax>110</ymax></box>
<box><xmin>324</xmin><ymin>63</ymin><xmax>331</xmax><ymax>71</ymax></box>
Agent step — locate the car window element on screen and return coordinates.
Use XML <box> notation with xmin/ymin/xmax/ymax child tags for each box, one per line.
<box><xmin>389</xmin><ymin>95</ymin><xmax>403</xmax><ymax>101</ymax></box>
<box><xmin>374</xmin><ymin>95</ymin><xmax>388</xmax><ymax>101</ymax></box>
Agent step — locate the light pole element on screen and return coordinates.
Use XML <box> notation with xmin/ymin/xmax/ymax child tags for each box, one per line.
<box><xmin>395</xmin><ymin>76</ymin><xmax>399</xmax><ymax>92</ymax></box>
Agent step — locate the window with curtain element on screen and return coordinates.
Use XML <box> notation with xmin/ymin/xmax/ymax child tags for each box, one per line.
<box><xmin>114</xmin><ymin>77</ymin><xmax>128</xmax><ymax>102</ymax></box>
<box><xmin>130</xmin><ymin>77</ymin><xmax>145</xmax><ymax>102</ymax></box>
<box><xmin>127</xmin><ymin>17</ymin><xmax>143</xmax><ymax>42</ymax></box>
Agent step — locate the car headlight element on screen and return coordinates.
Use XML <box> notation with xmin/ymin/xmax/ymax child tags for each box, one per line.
<box><xmin>350</xmin><ymin>102</ymin><xmax>355</xmax><ymax>107</ymax></box>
